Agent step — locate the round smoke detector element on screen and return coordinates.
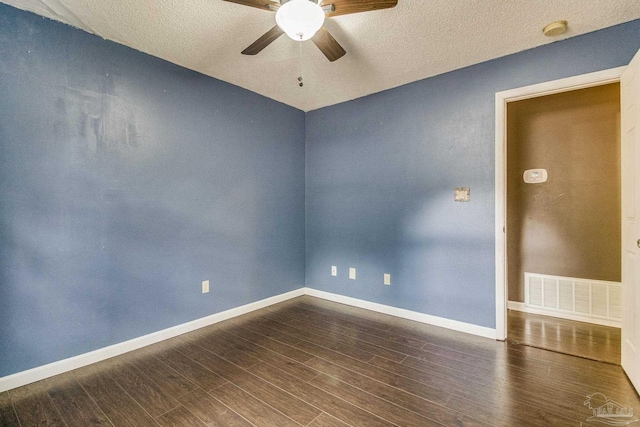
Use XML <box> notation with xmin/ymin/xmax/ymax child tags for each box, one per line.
<box><xmin>543</xmin><ymin>20</ymin><xmax>568</xmax><ymax>37</ymax></box>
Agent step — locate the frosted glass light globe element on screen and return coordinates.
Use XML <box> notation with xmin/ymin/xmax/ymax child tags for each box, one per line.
<box><xmin>276</xmin><ymin>0</ymin><xmax>325</xmax><ymax>42</ymax></box>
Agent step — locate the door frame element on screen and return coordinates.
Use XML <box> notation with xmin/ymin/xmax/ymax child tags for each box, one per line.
<box><xmin>495</xmin><ymin>66</ymin><xmax>626</xmax><ymax>340</ymax></box>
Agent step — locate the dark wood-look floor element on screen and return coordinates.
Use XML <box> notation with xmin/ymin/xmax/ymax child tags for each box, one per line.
<box><xmin>507</xmin><ymin>310</ymin><xmax>622</xmax><ymax>365</ymax></box>
<box><xmin>2</xmin><ymin>296</ymin><xmax>639</xmax><ymax>427</ymax></box>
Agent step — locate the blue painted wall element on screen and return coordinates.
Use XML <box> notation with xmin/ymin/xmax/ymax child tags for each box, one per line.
<box><xmin>305</xmin><ymin>21</ymin><xmax>640</xmax><ymax>328</ymax></box>
<box><xmin>0</xmin><ymin>4</ymin><xmax>305</xmax><ymax>376</ymax></box>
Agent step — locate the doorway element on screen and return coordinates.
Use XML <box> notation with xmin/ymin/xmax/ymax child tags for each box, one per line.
<box><xmin>505</xmin><ymin>84</ymin><xmax>621</xmax><ymax>363</ymax></box>
<box><xmin>494</xmin><ymin>67</ymin><xmax>626</xmax><ymax>337</ymax></box>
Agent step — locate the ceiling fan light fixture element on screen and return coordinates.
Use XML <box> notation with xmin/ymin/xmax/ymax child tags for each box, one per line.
<box><xmin>276</xmin><ymin>0</ymin><xmax>325</xmax><ymax>42</ymax></box>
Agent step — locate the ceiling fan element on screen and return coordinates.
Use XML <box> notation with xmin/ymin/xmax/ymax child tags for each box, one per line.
<box><xmin>223</xmin><ymin>0</ymin><xmax>398</xmax><ymax>62</ymax></box>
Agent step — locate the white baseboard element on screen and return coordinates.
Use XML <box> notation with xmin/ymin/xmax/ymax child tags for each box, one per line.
<box><xmin>1</xmin><ymin>286</ymin><xmax>500</xmax><ymax>393</ymax></box>
<box><xmin>305</xmin><ymin>288</ymin><xmax>497</xmax><ymax>340</ymax></box>
<box><xmin>507</xmin><ymin>301</ymin><xmax>621</xmax><ymax>328</ymax></box>
<box><xmin>508</xmin><ymin>301</ymin><xmax>527</xmax><ymax>311</ymax></box>
<box><xmin>0</xmin><ymin>288</ymin><xmax>305</xmax><ymax>393</ymax></box>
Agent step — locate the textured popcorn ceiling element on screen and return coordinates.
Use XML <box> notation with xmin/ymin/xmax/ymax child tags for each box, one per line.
<box><xmin>2</xmin><ymin>0</ymin><xmax>639</xmax><ymax>111</ymax></box>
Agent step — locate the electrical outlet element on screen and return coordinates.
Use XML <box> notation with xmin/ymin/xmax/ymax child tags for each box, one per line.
<box><xmin>331</xmin><ymin>266</ymin><xmax>337</xmax><ymax>276</ymax></box>
<box><xmin>202</xmin><ymin>280</ymin><xmax>209</xmax><ymax>294</ymax></box>
<box><xmin>384</xmin><ymin>274</ymin><xmax>391</xmax><ymax>286</ymax></box>
<box><xmin>349</xmin><ymin>268</ymin><xmax>356</xmax><ymax>280</ymax></box>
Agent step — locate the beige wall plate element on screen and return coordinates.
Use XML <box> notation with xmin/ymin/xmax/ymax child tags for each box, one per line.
<box><xmin>454</xmin><ymin>187</ymin><xmax>470</xmax><ymax>202</ymax></box>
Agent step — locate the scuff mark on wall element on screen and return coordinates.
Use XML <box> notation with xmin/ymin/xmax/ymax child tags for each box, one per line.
<box><xmin>62</xmin><ymin>85</ymin><xmax>142</xmax><ymax>163</ymax></box>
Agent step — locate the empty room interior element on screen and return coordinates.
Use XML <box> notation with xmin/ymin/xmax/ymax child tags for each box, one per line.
<box><xmin>1</xmin><ymin>1</ymin><xmax>640</xmax><ymax>426</ymax></box>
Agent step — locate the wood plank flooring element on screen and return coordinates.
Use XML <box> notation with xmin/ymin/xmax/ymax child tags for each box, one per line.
<box><xmin>507</xmin><ymin>309</ymin><xmax>622</xmax><ymax>364</ymax></box>
<box><xmin>3</xmin><ymin>296</ymin><xmax>639</xmax><ymax>426</ymax></box>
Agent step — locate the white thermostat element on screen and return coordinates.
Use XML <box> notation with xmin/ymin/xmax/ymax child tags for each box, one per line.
<box><xmin>523</xmin><ymin>169</ymin><xmax>548</xmax><ymax>184</ymax></box>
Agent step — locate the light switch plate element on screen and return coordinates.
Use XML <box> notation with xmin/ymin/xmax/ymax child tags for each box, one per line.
<box><xmin>331</xmin><ymin>266</ymin><xmax>337</xmax><ymax>276</ymax></box>
<box><xmin>349</xmin><ymin>268</ymin><xmax>356</xmax><ymax>280</ymax></box>
<box><xmin>202</xmin><ymin>280</ymin><xmax>209</xmax><ymax>293</ymax></box>
<box><xmin>384</xmin><ymin>274</ymin><xmax>391</xmax><ymax>286</ymax></box>
<box><xmin>454</xmin><ymin>187</ymin><xmax>470</xmax><ymax>202</ymax></box>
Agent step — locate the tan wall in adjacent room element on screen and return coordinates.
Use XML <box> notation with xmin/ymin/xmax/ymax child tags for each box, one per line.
<box><xmin>507</xmin><ymin>83</ymin><xmax>621</xmax><ymax>302</ymax></box>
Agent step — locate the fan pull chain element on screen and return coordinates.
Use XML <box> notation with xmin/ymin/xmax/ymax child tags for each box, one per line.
<box><xmin>298</xmin><ymin>41</ymin><xmax>304</xmax><ymax>87</ymax></box>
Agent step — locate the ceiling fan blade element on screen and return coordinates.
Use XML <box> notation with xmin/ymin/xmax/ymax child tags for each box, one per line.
<box><xmin>311</xmin><ymin>27</ymin><xmax>346</xmax><ymax>62</ymax></box>
<box><xmin>222</xmin><ymin>0</ymin><xmax>279</xmax><ymax>12</ymax></box>
<box><xmin>242</xmin><ymin>26</ymin><xmax>284</xmax><ymax>55</ymax></box>
<box><xmin>321</xmin><ymin>0</ymin><xmax>397</xmax><ymax>18</ymax></box>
